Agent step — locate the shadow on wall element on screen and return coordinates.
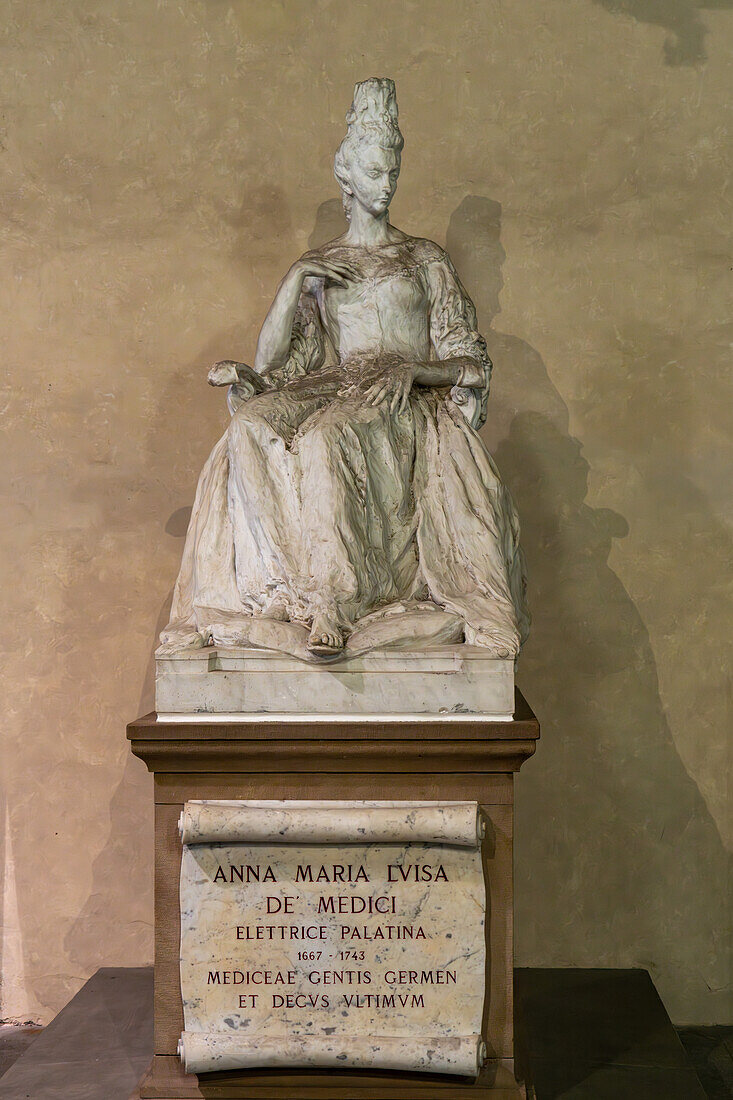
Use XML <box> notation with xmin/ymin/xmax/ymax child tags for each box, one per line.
<box><xmin>448</xmin><ymin>195</ymin><xmax>731</xmax><ymax>1018</ymax></box>
<box><xmin>308</xmin><ymin>198</ymin><xmax>349</xmax><ymax>249</ymax></box>
<box><xmin>590</xmin><ymin>0</ymin><xmax>732</xmax><ymax>66</ymax></box>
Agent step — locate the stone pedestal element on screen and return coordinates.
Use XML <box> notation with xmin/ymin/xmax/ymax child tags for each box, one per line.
<box><xmin>155</xmin><ymin>646</ymin><xmax>516</xmax><ymax>720</ymax></box>
<box><xmin>127</xmin><ymin>691</ymin><xmax>539</xmax><ymax>1099</ymax></box>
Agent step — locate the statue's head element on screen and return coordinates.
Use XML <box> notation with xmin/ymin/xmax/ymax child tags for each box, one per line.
<box><xmin>334</xmin><ymin>78</ymin><xmax>404</xmax><ymax>222</ymax></box>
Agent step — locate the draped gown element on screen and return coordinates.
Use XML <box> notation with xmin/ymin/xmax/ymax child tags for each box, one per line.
<box><xmin>160</xmin><ymin>237</ymin><xmax>529</xmax><ymax>658</ymax></box>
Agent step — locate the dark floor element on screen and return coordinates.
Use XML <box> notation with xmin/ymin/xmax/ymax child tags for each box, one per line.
<box><xmin>0</xmin><ymin>1024</ymin><xmax>43</xmax><ymax>1079</ymax></box>
<box><xmin>676</xmin><ymin>1027</ymin><xmax>733</xmax><ymax>1100</ymax></box>
<box><xmin>0</xmin><ymin>968</ymin><xmax>729</xmax><ymax>1099</ymax></box>
<box><xmin>515</xmin><ymin>968</ymin><xmax>730</xmax><ymax>1098</ymax></box>
<box><xmin>0</xmin><ymin>969</ymin><xmax>152</xmax><ymax>1100</ymax></box>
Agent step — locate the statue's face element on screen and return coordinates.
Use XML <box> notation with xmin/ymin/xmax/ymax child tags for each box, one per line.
<box><xmin>347</xmin><ymin>146</ymin><xmax>400</xmax><ymax>218</ymax></box>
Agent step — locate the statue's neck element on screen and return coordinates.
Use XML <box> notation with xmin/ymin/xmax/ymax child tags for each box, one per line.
<box><xmin>344</xmin><ymin>204</ymin><xmax>396</xmax><ymax>247</ymax></box>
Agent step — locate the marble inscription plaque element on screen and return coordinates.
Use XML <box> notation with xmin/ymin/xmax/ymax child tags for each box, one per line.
<box><xmin>179</xmin><ymin>800</ymin><xmax>487</xmax><ymax>1077</ymax></box>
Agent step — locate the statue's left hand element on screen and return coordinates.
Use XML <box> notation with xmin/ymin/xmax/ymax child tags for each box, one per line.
<box><xmin>363</xmin><ymin>362</ymin><xmax>417</xmax><ymax>414</ymax></box>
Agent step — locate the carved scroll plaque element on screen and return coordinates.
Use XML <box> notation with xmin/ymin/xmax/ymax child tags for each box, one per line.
<box><xmin>178</xmin><ymin>800</ymin><xmax>487</xmax><ymax>1077</ymax></box>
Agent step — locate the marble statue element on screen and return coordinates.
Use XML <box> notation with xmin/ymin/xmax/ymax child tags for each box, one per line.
<box><xmin>159</xmin><ymin>78</ymin><xmax>529</xmax><ymax>662</ymax></box>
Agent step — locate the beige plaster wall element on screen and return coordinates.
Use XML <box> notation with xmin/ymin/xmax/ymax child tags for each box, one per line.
<box><xmin>0</xmin><ymin>0</ymin><xmax>730</xmax><ymax>1027</ymax></box>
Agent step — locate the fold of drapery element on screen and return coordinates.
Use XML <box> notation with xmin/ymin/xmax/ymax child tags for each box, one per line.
<box><xmin>160</xmin><ymin>387</ymin><xmax>528</xmax><ymax>659</ymax></box>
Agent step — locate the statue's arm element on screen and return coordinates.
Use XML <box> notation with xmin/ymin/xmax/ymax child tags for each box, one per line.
<box><xmin>426</xmin><ymin>250</ymin><xmax>492</xmax><ymax>429</ymax></box>
<box><xmin>254</xmin><ymin>267</ymin><xmax>309</xmax><ymax>375</ymax></box>
<box><xmin>359</xmin><ymin>253</ymin><xmax>488</xmax><ymax>414</ymax></box>
<box><xmin>209</xmin><ymin>250</ymin><xmax>353</xmax><ymax>411</ymax></box>
<box><xmin>413</xmin><ymin>358</ymin><xmax>485</xmax><ymax>388</ymax></box>
<box><xmin>361</xmin><ymin>356</ymin><xmax>485</xmax><ymax>415</ymax></box>
<box><xmin>255</xmin><ymin>250</ymin><xmax>355</xmax><ymax>375</ymax></box>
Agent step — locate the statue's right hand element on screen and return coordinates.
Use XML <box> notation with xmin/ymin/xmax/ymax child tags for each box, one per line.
<box><xmin>290</xmin><ymin>250</ymin><xmax>357</xmax><ymax>287</ymax></box>
<box><xmin>208</xmin><ymin>360</ymin><xmax>241</xmax><ymax>387</ymax></box>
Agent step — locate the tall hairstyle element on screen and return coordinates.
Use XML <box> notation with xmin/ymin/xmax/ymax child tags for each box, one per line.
<box><xmin>334</xmin><ymin>78</ymin><xmax>404</xmax><ymax>220</ymax></box>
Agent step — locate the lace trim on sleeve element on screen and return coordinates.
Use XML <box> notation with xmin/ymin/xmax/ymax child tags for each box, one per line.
<box><xmin>427</xmin><ymin>252</ymin><xmax>492</xmax><ymax>428</ymax></box>
<box><xmin>265</xmin><ymin>292</ymin><xmax>325</xmax><ymax>389</ymax></box>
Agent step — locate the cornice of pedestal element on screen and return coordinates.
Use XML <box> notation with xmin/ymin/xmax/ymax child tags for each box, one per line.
<box><xmin>127</xmin><ymin>692</ymin><xmax>540</xmax><ymax>776</ymax></box>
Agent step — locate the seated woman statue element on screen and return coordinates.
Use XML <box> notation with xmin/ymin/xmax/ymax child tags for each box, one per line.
<box><xmin>160</xmin><ymin>78</ymin><xmax>529</xmax><ymax>661</ymax></box>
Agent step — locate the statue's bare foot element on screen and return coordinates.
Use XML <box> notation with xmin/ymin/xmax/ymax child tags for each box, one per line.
<box><xmin>307</xmin><ymin>613</ymin><xmax>344</xmax><ymax>657</ymax></box>
<box><xmin>155</xmin><ymin>629</ymin><xmax>206</xmax><ymax>657</ymax></box>
<box><xmin>262</xmin><ymin>597</ymin><xmax>289</xmax><ymax>621</ymax></box>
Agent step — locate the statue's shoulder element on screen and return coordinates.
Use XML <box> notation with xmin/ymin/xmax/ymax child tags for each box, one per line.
<box><xmin>406</xmin><ymin>236</ymin><xmax>450</xmax><ymax>267</ymax></box>
<box><xmin>318</xmin><ymin>235</ymin><xmax>350</xmax><ymax>255</ymax></box>
<box><xmin>408</xmin><ymin>236</ymin><xmax>444</xmax><ymax>257</ymax></box>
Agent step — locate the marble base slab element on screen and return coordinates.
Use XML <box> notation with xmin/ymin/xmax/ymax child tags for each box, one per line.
<box><xmin>155</xmin><ymin>646</ymin><xmax>515</xmax><ymax>719</ymax></box>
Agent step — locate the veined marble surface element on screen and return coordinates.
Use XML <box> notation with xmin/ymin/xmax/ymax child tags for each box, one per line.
<box><xmin>178</xmin><ymin>1033</ymin><xmax>484</xmax><ymax>1076</ymax></box>
<box><xmin>155</xmin><ymin>644</ymin><xmax>515</xmax><ymax>717</ymax></box>
<box><xmin>180</xmin><ymin>800</ymin><xmax>484</xmax><ymax>847</ymax></box>
<box><xmin>179</xmin><ymin>801</ymin><xmax>486</xmax><ymax>1077</ymax></box>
